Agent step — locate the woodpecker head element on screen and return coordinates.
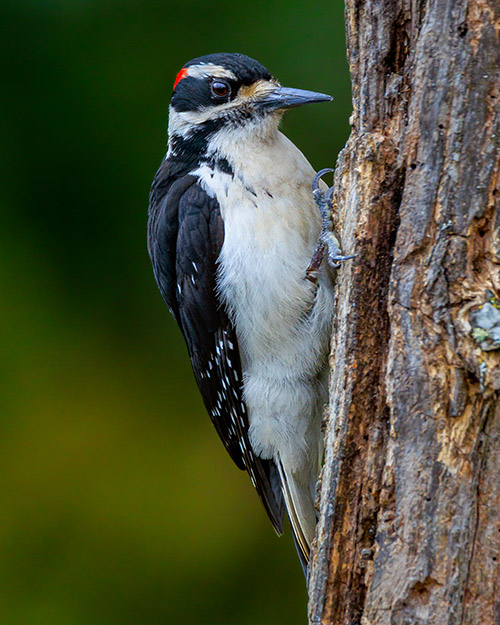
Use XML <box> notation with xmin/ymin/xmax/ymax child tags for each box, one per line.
<box><xmin>167</xmin><ymin>53</ymin><xmax>332</xmax><ymax>158</ymax></box>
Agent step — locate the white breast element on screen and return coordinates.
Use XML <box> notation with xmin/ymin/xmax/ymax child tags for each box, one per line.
<box><xmin>195</xmin><ymin>132</ymin><xmax>321</xmax><ymax>350</ymax></box>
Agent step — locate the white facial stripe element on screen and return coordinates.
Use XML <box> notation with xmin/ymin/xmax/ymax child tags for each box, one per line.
<box><xmin>186</xmin><ymin>64</ymin><xmax>237</xmax><ymax>81</ymax></box>
<box><xmin>168</xmin><ymin>107</ymin><xmax>218</xmax><ymax>138</ymax></box>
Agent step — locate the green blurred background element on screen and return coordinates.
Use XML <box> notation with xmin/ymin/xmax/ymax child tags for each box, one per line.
<box><xmin>1</xmin><ymin>1</ymin><xmax>350</xmax><ymax>623</ymax></box>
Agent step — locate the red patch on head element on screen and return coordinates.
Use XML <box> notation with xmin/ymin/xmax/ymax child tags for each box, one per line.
<box><xmin>173</xmin><ymin>68</ymin><xmax>189</xmax><ymax>90</ymax></box>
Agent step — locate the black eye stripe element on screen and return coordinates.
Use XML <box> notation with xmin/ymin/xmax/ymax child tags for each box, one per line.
<box><xmin>171</xmin><ymin>76</ymin><xmax>237</xmax><ymax>112</ymax></box>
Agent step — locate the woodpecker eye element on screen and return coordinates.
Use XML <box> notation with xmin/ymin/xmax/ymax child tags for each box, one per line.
<box><xmin>211</xmin><ymin>80</ymin><xmax>231</xmax><ymax>99</ymax></box>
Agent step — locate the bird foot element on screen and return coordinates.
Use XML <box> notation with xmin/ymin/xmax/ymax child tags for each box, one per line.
<box><xmin>305</xmin><ymin>169</ymin><xmax>356</xmax><ymax>283</ymax></box>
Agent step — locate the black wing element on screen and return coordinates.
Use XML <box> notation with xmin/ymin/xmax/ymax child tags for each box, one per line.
<box><xmin>148</xmin><ymin>161</ymin><xmax>284</xmax><ymax>533</ymax></box>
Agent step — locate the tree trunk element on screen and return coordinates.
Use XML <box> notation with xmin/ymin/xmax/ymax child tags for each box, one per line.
<box><xmin>308</xmin><ymin>1</ymin><xmax>500</xmax><ymax>624</ymax></box>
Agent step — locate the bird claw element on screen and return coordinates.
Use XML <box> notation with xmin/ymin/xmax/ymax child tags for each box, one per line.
<box><xmin>320</xmin><ymin>231</ymin><xmax>356</xmax><ymax>269</ymax></box>
<box><xmin>307</xmin><ymin>168</ymin><xmax>355</xmax><ymax>276</ymax></box>
<box><xmin>312</xmin><ymin>168</ymin><xmax>335</xmax><ymax>195</ymax></box>
<box><xmin>328</xmin><ymin>253</ymin><xmax>357</xmax><ymax>269</ymax></box>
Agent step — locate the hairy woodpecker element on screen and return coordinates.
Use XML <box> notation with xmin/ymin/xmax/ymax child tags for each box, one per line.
<box><xmin>148</xmin><ymin>53</ymin><xmax>351</xmax><ymax>570</ymax></box>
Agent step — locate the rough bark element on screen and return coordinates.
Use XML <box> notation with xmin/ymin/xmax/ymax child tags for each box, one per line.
<box><xmin>308</xmin><ymin>1</ymin><xmax>500</xmax><ymax>624</ymax></box>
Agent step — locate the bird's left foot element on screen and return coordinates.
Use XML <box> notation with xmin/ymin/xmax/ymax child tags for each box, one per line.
<box><xmin>305</xmin><ymin>169</ymin><xmax>356</xmax><ymax>284</ymax></box>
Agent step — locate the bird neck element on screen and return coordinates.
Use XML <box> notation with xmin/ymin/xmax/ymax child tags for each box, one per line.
<box><xmin>167</xmin><ymin>108</ymin><xmax>282</xmax><ymax>170</ymax></box>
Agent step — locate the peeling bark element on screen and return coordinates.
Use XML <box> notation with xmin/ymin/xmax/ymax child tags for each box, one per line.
<box><xmin>308</xmin><ymin>1</ymin><xmax>500</xmax><ymax>624</ymax></box>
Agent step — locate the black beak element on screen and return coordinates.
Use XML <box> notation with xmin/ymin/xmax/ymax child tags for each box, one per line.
<box><xmin>258</xmin><ymin>86</ymin><xmax>333</xmax><ymax>111</ymax></box>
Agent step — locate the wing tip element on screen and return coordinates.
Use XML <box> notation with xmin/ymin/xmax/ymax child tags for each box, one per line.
<box><xmin>252</xmin><ymin>458</ymin><xmax>285</xmax><ymax>535</ymax></box>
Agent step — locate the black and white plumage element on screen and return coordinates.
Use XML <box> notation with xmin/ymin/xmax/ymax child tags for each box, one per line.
<box><xmin>149</xmin><ymin>169</ymin><xmax>283</xmax><ymax>531</ymax></box>
<box><xmin>148</xmin><ymin>53</ymin><xmax>343</xmax><ymax>569</ymax></box>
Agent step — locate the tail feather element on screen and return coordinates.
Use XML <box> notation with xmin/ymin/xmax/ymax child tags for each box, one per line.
<box><xmin>277</xmin><ymin>460</ymin><xmax>317</xmax><ymax>566</ymax></box>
